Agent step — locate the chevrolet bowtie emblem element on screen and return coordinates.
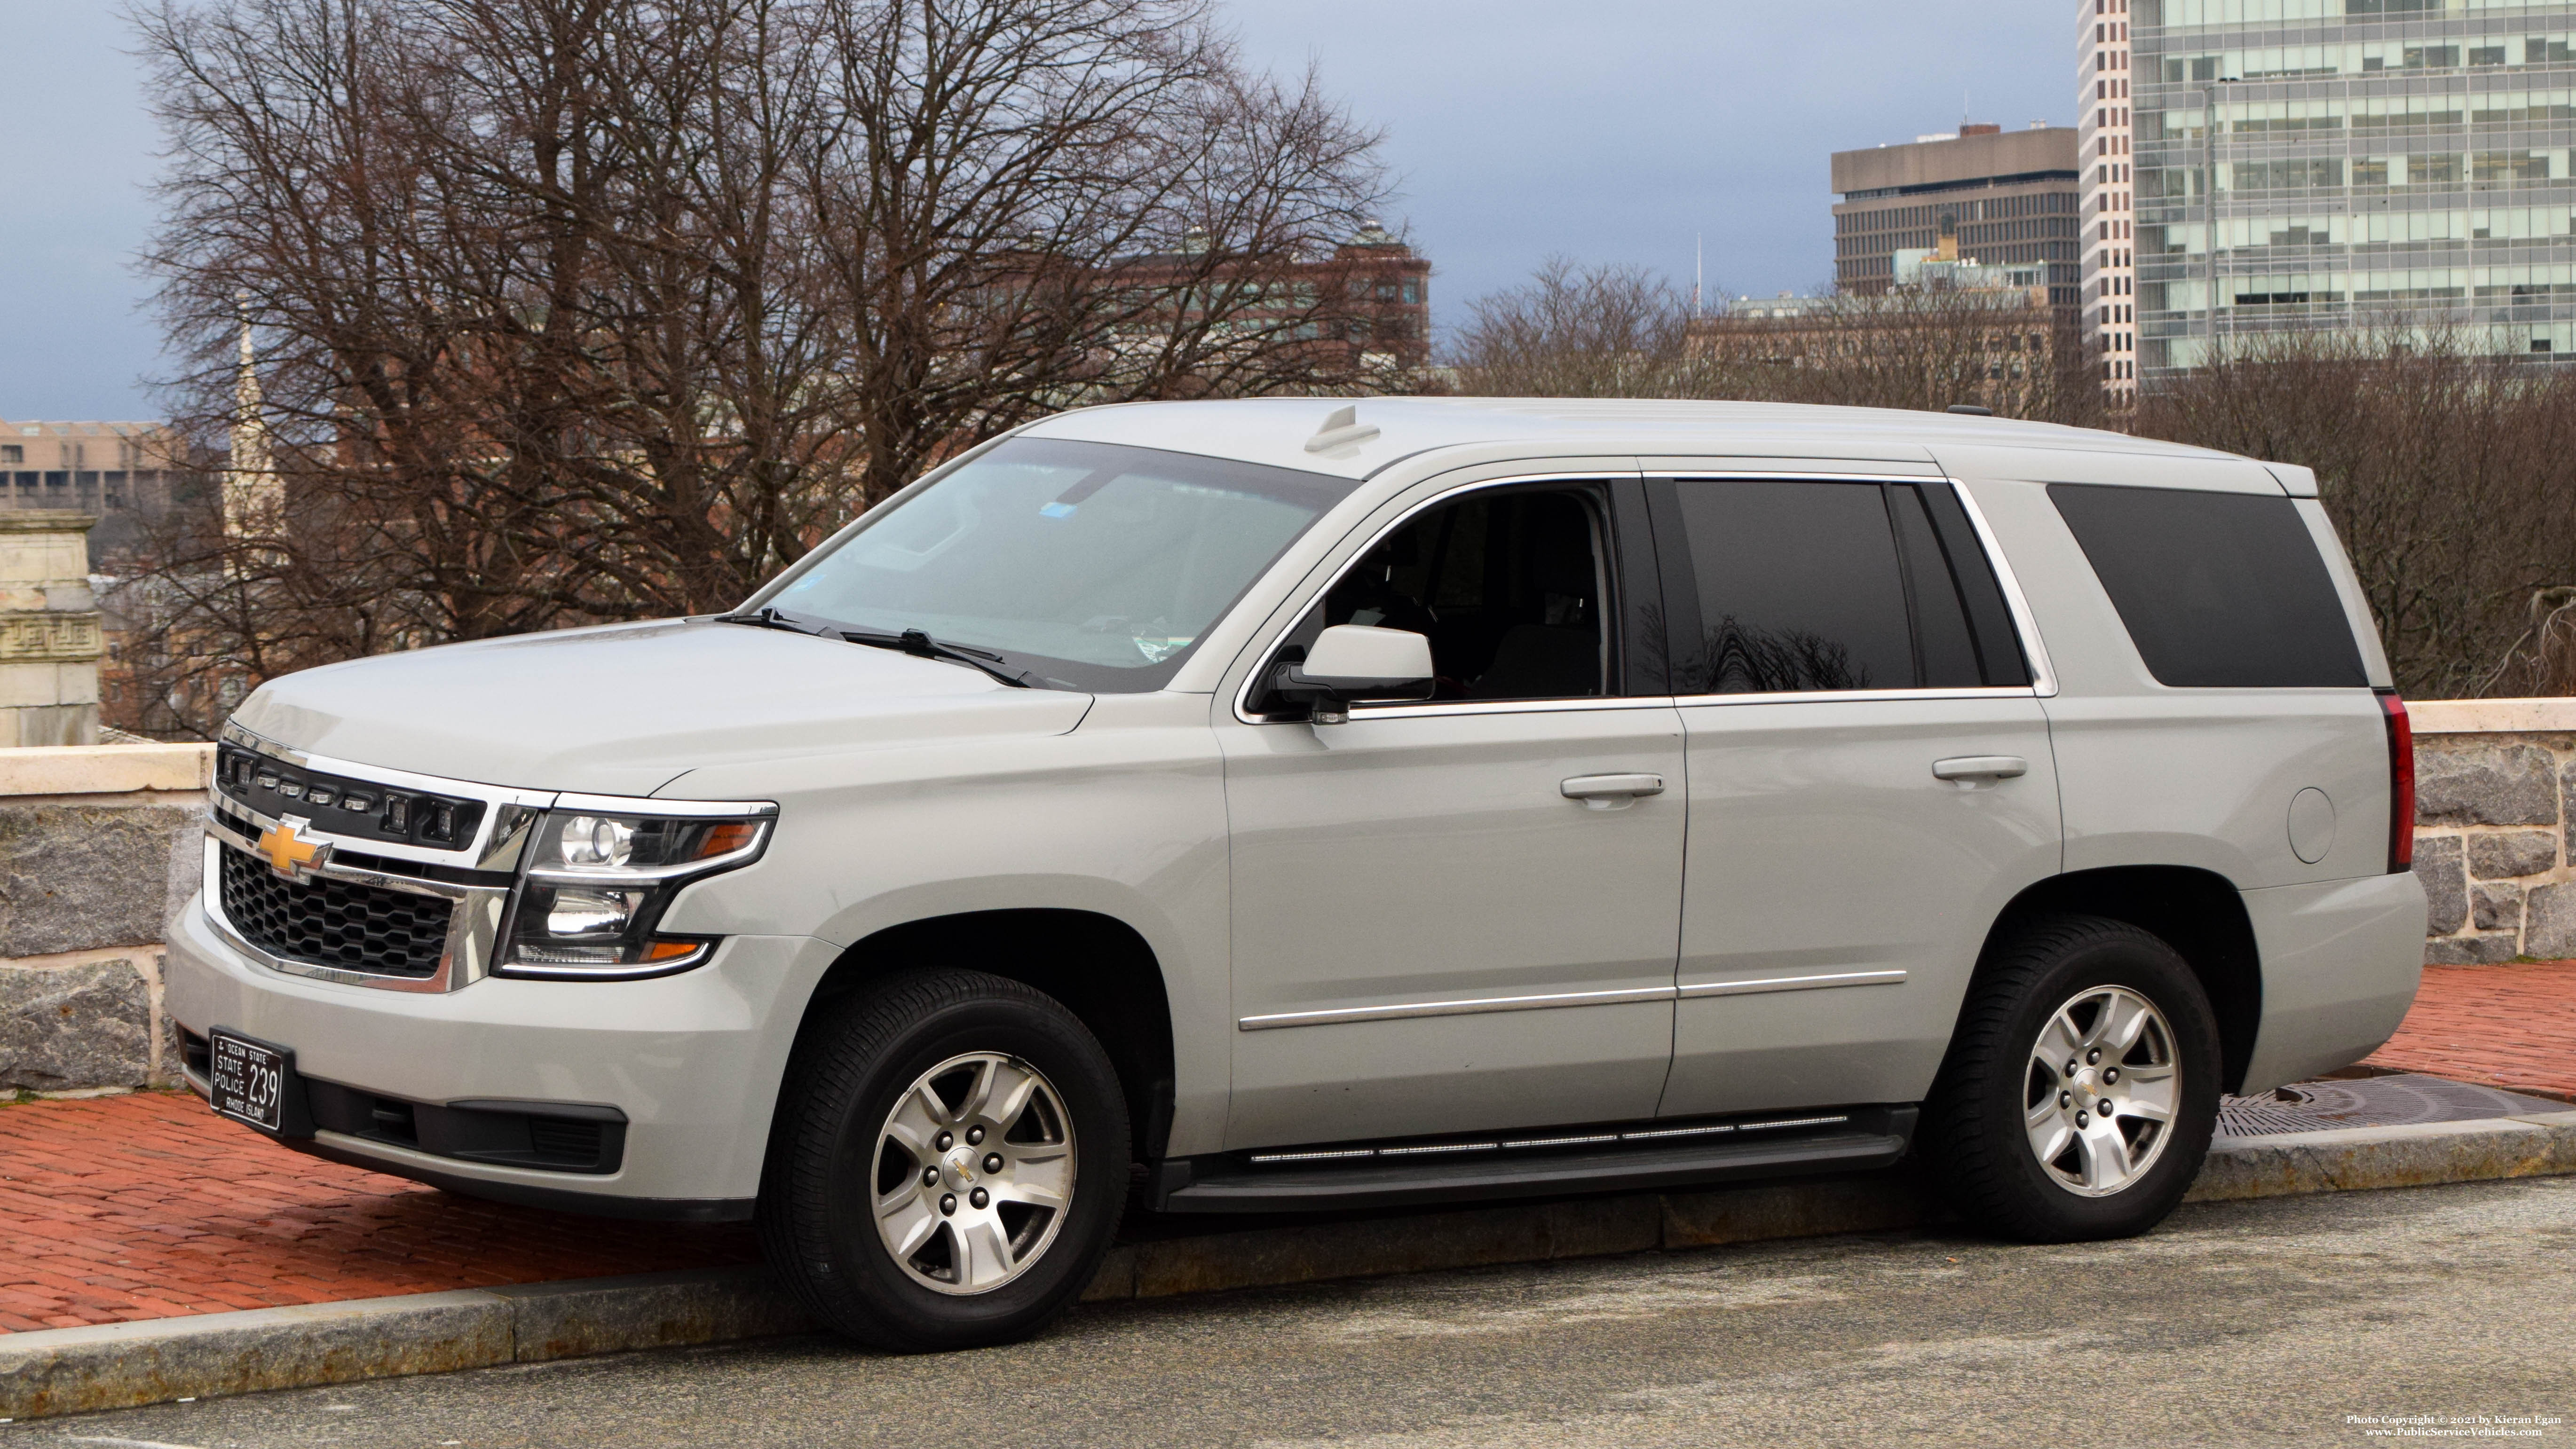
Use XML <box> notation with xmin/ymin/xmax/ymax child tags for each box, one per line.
<box><xmin>257</xmin><ymin>818</ymin><xmax>332</xmax><ymax>881</ymax></box>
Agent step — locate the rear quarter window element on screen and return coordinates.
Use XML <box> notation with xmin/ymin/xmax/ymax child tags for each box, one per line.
<box><xmin>2047</xmin><ymin>482</ymin><xmax>2367</xmax><ymax>688</ymax></box>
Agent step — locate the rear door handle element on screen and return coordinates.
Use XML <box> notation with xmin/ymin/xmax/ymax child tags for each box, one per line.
<box><xmin>1561</xmin><ymin>773</ymin><xmax>1666</xmax><ymax>810</ymax></box>
<box><xmin>1932</xmin><ymin>755</ymin><xmax>2028</xmax><ymax>781</ymax></box>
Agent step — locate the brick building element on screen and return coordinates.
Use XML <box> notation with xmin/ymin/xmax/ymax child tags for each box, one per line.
<box><xmin>1100</xmin><ymin>222</ymin><xmax>1432</xmax><ymax>374</ymax></box>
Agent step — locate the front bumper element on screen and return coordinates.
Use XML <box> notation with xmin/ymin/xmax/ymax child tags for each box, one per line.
<box><xmin>165</xmin><ymin>890</ymin><xmax>840</xmax><ymax>1212</ymax></box>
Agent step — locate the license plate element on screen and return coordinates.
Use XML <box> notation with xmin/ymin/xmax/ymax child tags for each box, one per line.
<box><xmin>207</xmin><ymin>1029</ymin><xmax>292</xmax><ymax>1134</ymax></box>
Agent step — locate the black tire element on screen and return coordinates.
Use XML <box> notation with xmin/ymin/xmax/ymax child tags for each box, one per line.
<box><xmin>758</xmin><ymin>968</ymin><xmax>1130</xmax><ymax>1351</ymax></box>
<box><xmin>1924</xmin><ymin>914</ymin><xmax>2222</xmax><ymax>1243</ymax></box>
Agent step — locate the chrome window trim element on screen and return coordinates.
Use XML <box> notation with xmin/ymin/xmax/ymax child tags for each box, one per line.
<box><xmin>1655</xmin><ymin>468</ymin><xmax>1945</xmax><ymax>484</ymax></box>
<box><xmin>1229</xmin><ymin>469</ymin><xmax>1644</xmax><ymax>727</ymax></box>
<box><xmin>1313</xmin><ymin>696</ymin><xmax>1683</xmax><ymax>722</ymax></box>
<box><xmin>201</xmin><ymin>832</ymin><xmax>508</xmax><ymax>995</ymax></box>
<box><xmin>1236</xmin><ymin>969</ymin><xmax>1909</xmax><ymax>1031</ymax></box>
<box><xmin>1669</xmin><ymin>685</ymin><xmax>2037</xmax><ymax>709</ymax></box>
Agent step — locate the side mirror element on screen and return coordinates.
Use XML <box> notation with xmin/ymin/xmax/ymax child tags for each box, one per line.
<box><xmin>1273</xmin><ymin>624</ymin><xmax>1435</xmax><ymax>724</ymax></box>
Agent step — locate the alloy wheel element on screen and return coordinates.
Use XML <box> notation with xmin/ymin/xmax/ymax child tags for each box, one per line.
<box><xmin>2023</xmin><ymin>985</ymin><xmax>2180</xmax><ymax>1197</ymax></box>
<box><xmin>871</xmin><ymin>1052</ymin><xmax>1076</xmax><ymax>1294</ymax></box>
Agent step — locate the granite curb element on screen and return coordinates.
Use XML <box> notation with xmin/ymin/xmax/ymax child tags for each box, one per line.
<box><xmin>10</xmin><ymin>1111</ymin><xmax>2576</xmax><ymax>1423</ymax></box>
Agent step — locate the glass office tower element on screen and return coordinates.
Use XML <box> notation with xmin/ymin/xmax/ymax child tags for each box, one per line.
<box><xmin>2132</xmin><ymin>0</ymin><xmax>2576</xmax><ymax>380</ymax></box>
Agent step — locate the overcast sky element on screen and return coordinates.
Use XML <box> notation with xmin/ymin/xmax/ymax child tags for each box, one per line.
<box><xmin>3</xmin><ymin>0</ymin><xmax>2071</xmax><ymax>422</ymax></box>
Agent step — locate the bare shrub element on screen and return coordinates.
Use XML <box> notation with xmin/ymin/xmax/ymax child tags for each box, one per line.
<box><xmin>1449</xmin><ymin>257</ymin><xmax>1696</xmax><ymax>397</ymax></box>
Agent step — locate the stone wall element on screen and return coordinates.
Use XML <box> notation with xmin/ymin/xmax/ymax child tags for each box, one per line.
<box><xmin>2410</xmin><ymin>699</ymin><xmax>2576</xmax><ymax>966</ymax></box>
<box><xmin>0</xmin><ymin>745</ymin><xmax>210</xmax><ymax>1092</ymax></box>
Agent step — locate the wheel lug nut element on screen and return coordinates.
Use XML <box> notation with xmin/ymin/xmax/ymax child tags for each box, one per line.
<box><xmin>2065</xmin><ymin>1059</ymin><xmax>2078</xmax><ymax>1078</ymax></box>
<box><xmin>984</xmin><ymin>1153</ymin><xmax>1004</xmax><ymax>1174</ymax></box>
<box><xmin>922</xmin><ymin>1166</ymin><xmax>940</xmax><ymax>1186</ymax></box>
<box><xmin>2104</xmin><ymin>1068</ymin><xmax>2118</xmax><ymax>1083</ymax></box>
<box><xmin>966</xmin><ymin>1126</ymin><xmax>985</xmax><ymax>1146</ymax></box>
<box><xmin>935</xmin><ymin>1131</ymin><xmax>953</xmax><ymax>1151</ymax></box>
<box><xmin>970</xmin><ymin>1188</ymin><xmax>989</xmax><ymax>1209</ymax></box>
<box><xmin>2086</xmin><ymin>1049</ymin><xmax>2101</xmax><ymax>1065</ymax></box>
<box><xmin>2075</xmin><ymin>1111</ymin><xmax>2089</xmax><ymax>1128</ymax></box>
<box><xmin>940</xmin><ymin>1193</ymin><xmax>957</xmax><ymax>1216</ymax></box>
<box><xmin>2059</xmin><ymin>1091</ymin><xmax>2072</xmax><ymax>1108</ymax></box>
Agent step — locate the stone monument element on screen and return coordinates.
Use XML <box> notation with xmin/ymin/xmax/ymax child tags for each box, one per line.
<box><xmin>0</xmin><ymin>511</ymin><xmax>103</xmax><ymax>747</ymax></box>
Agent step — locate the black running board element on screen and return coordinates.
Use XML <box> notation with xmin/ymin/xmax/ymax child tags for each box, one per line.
<box><xmin>1156</xmin><ymin>1106</ymin><xmax>1916</xmax><ymax>1214</ymax></box>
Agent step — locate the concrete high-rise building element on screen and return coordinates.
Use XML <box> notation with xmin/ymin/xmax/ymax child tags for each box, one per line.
<box><xmin>1832</xmin><ymin>125</ymin><xmax>2084</xmax><ymax>304</ymax></box>
<box><xmin>2080</xmin><ymin>0</ymin><xmax>2141</xmax><ymax>402</ymax></box>
<box><xmin>2126</xmin><ymin>0</ymin><xmax>2576</xmax><ymax>385</ymax></box>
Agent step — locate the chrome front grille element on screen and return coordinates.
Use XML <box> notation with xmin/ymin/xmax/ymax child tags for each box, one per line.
<box><xmin>216</xmin><ymin>844</ymin><xmax>455</xmax><ymax>979</ymax></box>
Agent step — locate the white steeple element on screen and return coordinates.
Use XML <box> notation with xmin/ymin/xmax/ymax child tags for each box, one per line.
<box><xmin>224</xmin><ymin>301</ymin><xmax>283</xmax><ymax>545</ymax></box>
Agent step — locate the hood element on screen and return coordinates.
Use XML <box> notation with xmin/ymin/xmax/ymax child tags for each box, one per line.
<box><xmin>231</xmin><ymin>619</ymin><xmax>1096</xmax><ymax>797</ymax></box>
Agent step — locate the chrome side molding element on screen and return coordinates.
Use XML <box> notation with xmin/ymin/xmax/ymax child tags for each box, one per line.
<box><xmin>1237</xmin><ymin>969</ymin><xmax>1909</xmax><ymax>1030</ymax></box>
<box><xmin>1677</xmin><ymin>969</ymin><xmax>1908</xmax><ymax>1000</ymax></box>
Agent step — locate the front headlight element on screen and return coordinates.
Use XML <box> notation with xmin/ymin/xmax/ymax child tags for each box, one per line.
<box><xmin>501</xmin><ymin>806</ymin><xmax>774</xmax><ymax>978</ymax></box>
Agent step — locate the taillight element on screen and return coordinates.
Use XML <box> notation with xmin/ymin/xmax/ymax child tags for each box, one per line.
<box><xmin>2378</xmin><ymin>689</ymin><xmax>2414</xmax><ymax>873</ymax></box>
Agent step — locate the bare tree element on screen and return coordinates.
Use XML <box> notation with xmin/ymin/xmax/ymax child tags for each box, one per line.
<box><xmin>793</xmin><ymin>3</ymin><xmax>1397</xmax><ymax>503</ymax></box>
<box><xmin>123</xmin><ymin>0</ymin><xmax>1391</xmax><ymax>735</ymax></box>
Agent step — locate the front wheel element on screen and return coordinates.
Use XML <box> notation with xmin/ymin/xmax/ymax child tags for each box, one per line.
<box><xmin>1924</xmin><ymin>914</ymin><xmax>2222</xmax><ymax>1242</ymax></box>
<box><xmin>758</xmin><ymin>969</ymin><xmax>1130</xmax><ymax>1351</ymax></box>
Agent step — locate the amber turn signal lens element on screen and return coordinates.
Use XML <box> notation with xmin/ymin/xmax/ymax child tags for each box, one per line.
<box><xmin>642</xmin><ymin>940</ymin><xmax>701</xmax><ymax>962</ymax></box>
<box><xmin>696</xmin><ymin>821</ymin><xmax>761</xmax><ymax>858</ymax></box>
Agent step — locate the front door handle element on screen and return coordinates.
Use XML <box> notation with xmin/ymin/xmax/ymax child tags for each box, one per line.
<box><xmin>1561</xmin><ymin>773</ymin><xmax>1666</xmax><ymax>810</ymax></box>
<box><xmin>1932</xmin><ymin>755</ymin><xmax>2029</xmax><ymax>782</ymax></box>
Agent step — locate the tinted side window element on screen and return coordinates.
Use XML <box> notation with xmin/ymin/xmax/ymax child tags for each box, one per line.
<box><xmin>1889</xmin><ymin>486</ymin><xmax>1983</xmax><ymax>688</ymax></box>
<box><xmin>2048</xmin><ymin>483</ymin><xmax>2367</xmax><ymax>688</ymax></box>
<box><xmin>1667</xmin><ymin>480</ymin><xmax>1914</xmax><ymax>693</ymax></box>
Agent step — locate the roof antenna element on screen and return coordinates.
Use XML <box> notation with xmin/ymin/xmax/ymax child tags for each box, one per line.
<box><xmin>1304</xmin><ymin>403</ymin><xmax>1381</xmax><ymax>453</ymax></box>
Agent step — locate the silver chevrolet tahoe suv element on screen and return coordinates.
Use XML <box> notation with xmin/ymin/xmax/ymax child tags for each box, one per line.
<box><xmin>168</xmin><ymin>398</ymin><xmax>2427</xmax><ymax>1350</ymax></box>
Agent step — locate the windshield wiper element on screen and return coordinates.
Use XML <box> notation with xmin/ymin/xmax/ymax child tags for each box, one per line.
<box><xmin>841</xmin><ymin>628</ymin><xmax>1033</xmax><ymax>688</ymax></box>
<box><xmin>711</xmin><ymin>606</ymin><xmax>823</xmax><ymax>636</ymax></box>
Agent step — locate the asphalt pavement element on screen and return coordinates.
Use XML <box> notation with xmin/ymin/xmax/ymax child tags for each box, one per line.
<box><xmin>12</xmin><ymin>1175</ymin><xmax>2574</xmax><ymax>1448</ymax></box>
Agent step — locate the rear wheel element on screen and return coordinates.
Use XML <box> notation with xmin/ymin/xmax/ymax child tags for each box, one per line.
<box><xmin>759</xmin><ymin>968</ymin><xmax>1129</xmax><ymax>1350</ymax></box>
<box><xmin>1925</xmin><ymin>914</ymin><xmax>2222</xmax><ymax>1242</ymax></box>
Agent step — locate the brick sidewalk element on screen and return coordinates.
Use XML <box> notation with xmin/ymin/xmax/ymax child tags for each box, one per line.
<box><xmin>2362</xmin><ymin>960</ymin><xmax>2576</xmax><ymax>1101</ymax></box>
<box><xmin>3</xmin><ymin>958</ymin><xmax>2568</xmax><ymax>1336</ymax></box>
<box><xmin>0</xmin><ymin>1093</ymin><xmax>754</xmax><ymax>1334</ymax></box>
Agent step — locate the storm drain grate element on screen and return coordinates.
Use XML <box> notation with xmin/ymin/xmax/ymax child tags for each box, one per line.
<box><xmin>2217</xmin><ymin>1072</ymin><xmax>2565</xmax><ymax>1138</ymax></box>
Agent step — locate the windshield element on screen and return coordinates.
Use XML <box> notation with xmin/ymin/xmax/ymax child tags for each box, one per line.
<box><xmin>759</xmin><ymin>436</ymin><xmax>1359</xmax><ymax>691</ymax></box>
